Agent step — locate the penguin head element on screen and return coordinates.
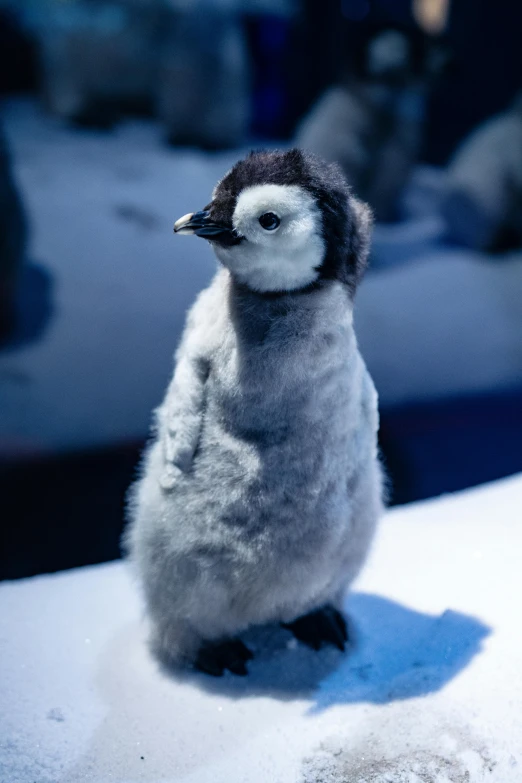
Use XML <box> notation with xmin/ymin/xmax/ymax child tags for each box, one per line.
<box><xmin>174</xmin><ymin>149</ymin><xmax>372</xmax><ymax>295</ymax></box>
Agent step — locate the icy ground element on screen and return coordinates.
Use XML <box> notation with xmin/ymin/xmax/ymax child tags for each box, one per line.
<box><xmin>2</xmin><ymin>100</ymin><xmax>522</xmax><ymax>457</ymax></box>
<box><xmin>1</xmin><ymin>473</ymin><xmax>521</xmax><ymax>782</ymax></box>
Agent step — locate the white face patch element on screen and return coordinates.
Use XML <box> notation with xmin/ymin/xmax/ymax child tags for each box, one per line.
<box><xmin>213</xmin><ymin>183</ymin><xmax>325</xmax><ymax>292</ymax></box>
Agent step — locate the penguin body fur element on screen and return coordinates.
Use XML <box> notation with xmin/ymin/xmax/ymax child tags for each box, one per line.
<box><xmin>125</xmin><ymin>149</ymin><xmax>384</xmax><ymax>673</ymax></box>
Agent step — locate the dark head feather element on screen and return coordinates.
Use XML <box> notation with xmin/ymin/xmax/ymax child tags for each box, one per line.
<box><xmin>209</xmin><ymin>149</ymin><xmax>372</xmax><ymax>294</ymax></box>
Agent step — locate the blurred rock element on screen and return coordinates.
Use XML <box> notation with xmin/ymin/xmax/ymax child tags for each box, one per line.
<box><xmin>157</xmin><ymin>4</ymin><xmax>250</xmax><ymax>150</ymax></box>
<box><xmin>442</xmin><ymin>94</ymin><xmax>522</xmax><ymax>251</ymax></box>
<box><xmin>37</xmin><ymin>0</ymin><xmax>164</xmax><ymax>127</ymax></box>
<box><xmin>0</xmin><ymin>124</ymin><xmax>26</xmax><ymax>343</ymax></box>
<box><xmin>21</xmin><ymin>0</ymin><xmax>293</xmax><ymax>148</ymax></box>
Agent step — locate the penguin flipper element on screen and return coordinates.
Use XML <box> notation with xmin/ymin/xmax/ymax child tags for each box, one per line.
<box><xmin>159</xmin><ymin>351</ymin><xmax>210</xmax><ymax>490</ymax></box>
<box><xmin>283</xmin><ymin>605</ymin><xmax>348</xmax><ymax>652</ymax></box>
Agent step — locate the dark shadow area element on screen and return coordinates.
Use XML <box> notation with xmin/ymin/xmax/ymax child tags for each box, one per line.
<box><xmin>0</xmin><ymin>260</ymin><xmax>54</xmax><ymax>351</ymax></box>
<box><xmin>165</xmin><ymin>593</ymin><xmax>490</xmax><ymax>710</ymax></box>
<box><xmin>380</xmin><ymin>389</ymin><xmax>522</xmax><ymax>504</ymax></box>
<box><xmin>424</xmin><ymin>0</ymin><xmax>522</xmax><ymax>163</ymax></box>
<box><xmin>0</xmin><ymin>7</ymin><xmax>39</xmax><ymax>96</ymax></box>
<box><xmin>0</xmin><ymin>440</ymin><xmax>142</xmax><ymax>579</ymax></box>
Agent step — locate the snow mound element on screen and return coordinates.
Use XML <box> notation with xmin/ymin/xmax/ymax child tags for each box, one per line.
<box><xmin>303</xmin><ymin>712</ymin><xmax>498</xmax><ymax>783</ymax></box>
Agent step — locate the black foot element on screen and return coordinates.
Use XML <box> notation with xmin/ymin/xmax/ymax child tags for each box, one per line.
<box><xmin>283</xmin><ymin>605</ymin><xmax>348</xmax><ymax>652</ymax></box>
<box><xmin>194</xmin><ymin>638</ymin><xmax>253</xmax><ymax>677</ymax></box>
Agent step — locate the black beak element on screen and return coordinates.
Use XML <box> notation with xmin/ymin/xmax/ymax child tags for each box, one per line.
<box><xmin>173</xmin><ymin>210</ymin><xmax>234</xmax><ymax>239</ymax></box>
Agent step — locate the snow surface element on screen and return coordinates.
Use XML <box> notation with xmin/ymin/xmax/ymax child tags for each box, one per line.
<box><xmin>1</xmin><ymin>473</ymin><xmax>522</xmax><ymax>782</ymax></box>
<box><xmin>2</xmin><ymin>100</ymin><xmax>522</xmax><ymax>457</ymax></box>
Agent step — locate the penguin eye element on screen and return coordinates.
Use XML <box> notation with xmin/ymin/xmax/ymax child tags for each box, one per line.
<box><xmin>258</xmin><ymin>212</ymin><xmax>280</xmax><ymax>231</ymax></box>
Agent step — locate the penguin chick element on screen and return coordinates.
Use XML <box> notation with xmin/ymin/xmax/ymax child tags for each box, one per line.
<box><xmin>125</xmin><ymin>149</ymin><xmax>384</xmax><ymax>677</ymax></box>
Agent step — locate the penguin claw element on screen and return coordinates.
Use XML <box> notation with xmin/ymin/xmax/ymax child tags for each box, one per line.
<box><xmin>194</xmin><ymin>638</ymin><xmax>253</xmax><ymax>677</ymax></box>
<box><xmin>284</xmin><ymin>605</ymin><xmax>348</xmax><ymax>652</ymax></box>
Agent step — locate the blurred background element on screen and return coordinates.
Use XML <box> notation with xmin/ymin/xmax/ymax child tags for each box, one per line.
<box><xmin>1</xmin><ymin>0</ymin><xmax>521</xmax><ymax>580</ymax></box>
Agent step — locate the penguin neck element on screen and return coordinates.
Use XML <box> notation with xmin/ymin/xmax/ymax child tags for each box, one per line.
<box><xmin>229</xmin><ymin>276</ymin><xmax>327</xmax><ymax>304</ymax></box>
<box><xmin>225</xmin><ymin>272</ymin><xmax>353</xmax><ymax>346</ymax></box>
<box><xmin>228</xmin><ymin>276</ymin><xmax>328</xmax><ymax>324</ymax></box>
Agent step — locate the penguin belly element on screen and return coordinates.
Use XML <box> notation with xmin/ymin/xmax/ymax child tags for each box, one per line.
<box><xmin>134</xmin><ymin>336</ymin><xmax>373</xmax><ymax>631</ymax></box>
